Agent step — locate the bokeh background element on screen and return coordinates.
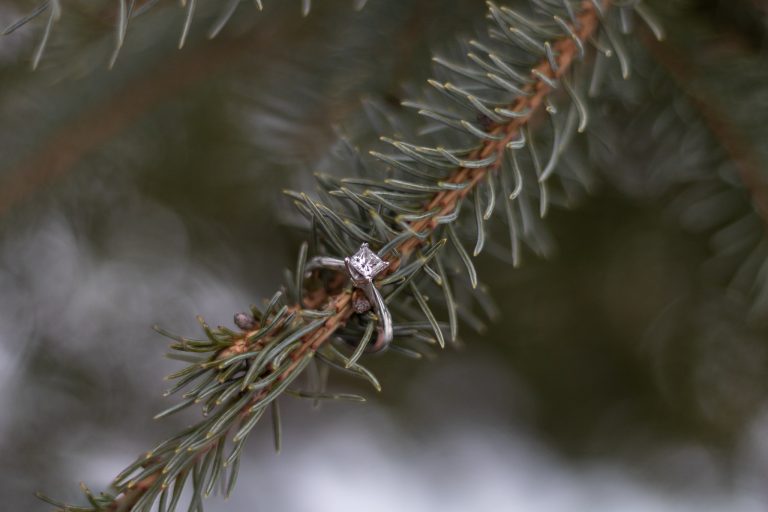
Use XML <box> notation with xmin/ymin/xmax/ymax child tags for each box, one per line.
<box><xmin>1</xmin><ymin>0</ymin><xmax>768</xmax><ymax>510</ymax></box>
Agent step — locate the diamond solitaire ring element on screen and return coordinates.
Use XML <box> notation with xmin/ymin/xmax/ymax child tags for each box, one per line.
<box><xmin>305</xmin><ymin>243</ymin><xmax>393</xmax><ymax>353</ymax></box>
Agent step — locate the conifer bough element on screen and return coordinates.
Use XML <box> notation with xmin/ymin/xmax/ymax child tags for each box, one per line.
<box><xmin>2</xmin><ymin>0</ymin><xmax>370</xmax><ymax>69</ymax></box>
<box><xmin>39</xmin><ymin>1</ymin><xmax>658</xmax><ymax>511</ymax></box>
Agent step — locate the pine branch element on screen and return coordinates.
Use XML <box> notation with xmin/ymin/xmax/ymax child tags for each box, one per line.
<box><xmin>593</xmin><ymin>0</ymin><xmax>768</xmax><ymax>309</ymax></box>
<box><xmin>0</xmin><ymin>42</ymin><xmax>241</xmax><ymax>217</ymax></box>
<box><xmin>0</xmin><ymin>8</ymin><xmax>309</xmax><ymax>217</ymax></box>
<box><xmin>394</xmin><ymin>2</ymin><xmax>601</xmax><ymax>259</ymax></box>
<box><xmin>641</xmin><ymin>30</ymin><xmax>768</xmax><ymax>229</ymax></box>
<box><xmin>2</xmin><ymin>0</ymin><xmax>366</xmax><ymax>69</ymax></box>
<box><xmin>39</xmin><ymin>1</ymin><xmax>658</xmax><ymax>510</ymax></box>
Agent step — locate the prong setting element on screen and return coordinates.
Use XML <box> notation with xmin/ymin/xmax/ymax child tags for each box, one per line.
<box><xmin>344</xmin><ymin>243</ymin><xmax>389</xmax><ymax>283</ymax></box>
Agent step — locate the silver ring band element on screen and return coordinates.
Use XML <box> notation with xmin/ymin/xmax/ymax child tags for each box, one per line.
<box><xmin>360</xmin><ymin>281</ymin><xmax>392</xmax><ymax>352</ymax></box>
<box><xmin>305</xmin><ymin>256</ymin><xmax>347</xmax><ymax>273</ymax></box>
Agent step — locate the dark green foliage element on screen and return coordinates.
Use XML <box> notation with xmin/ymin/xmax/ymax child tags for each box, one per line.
<box><xmin>21</xmin><ymin>0</ymin><xmax>768</xmax><ymax>510</ymax></box>
<box><xmin>2</xmin><ymin>0</ymin><xmax>369</xmax><ymax>69</ymax></box>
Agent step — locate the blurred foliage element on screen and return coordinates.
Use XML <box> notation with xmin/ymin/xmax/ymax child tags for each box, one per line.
<box><xmin>0</xmin><ymin>0</ymin><xmax>767</xmax><ymax>511</ymax></box>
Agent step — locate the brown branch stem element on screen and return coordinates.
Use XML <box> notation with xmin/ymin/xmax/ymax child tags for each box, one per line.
<box><xmin>396</xmin><ymin>0</ymin><xmax>602</xmax><ymax>259</ymax></box>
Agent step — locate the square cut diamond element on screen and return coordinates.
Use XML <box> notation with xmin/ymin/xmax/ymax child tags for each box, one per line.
<box><xmin>348</xmin><ymin>244</ymin><xmax>388</xmax><ymax>280</ymax></box>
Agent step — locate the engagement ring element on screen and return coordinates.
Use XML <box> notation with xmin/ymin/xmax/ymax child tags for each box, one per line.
<box><xmin>305</xmin><ymin>243</ymin><xmax>393</xmax><ymax>352</ymax></box>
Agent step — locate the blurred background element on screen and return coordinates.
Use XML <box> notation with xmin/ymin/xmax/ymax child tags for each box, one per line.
<box><xmin>1</xmin><ymin>0</ymin><xmax>768</xmax><ymax>510</ymax></box>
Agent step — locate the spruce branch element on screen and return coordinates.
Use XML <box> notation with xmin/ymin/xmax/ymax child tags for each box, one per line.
<box><xmin>0</xmin><ymin>7</ymin><xmax>314</xmax><ymax>218</ymax></box>
<box><xmin>639</xmin><ymin>30</ymin><xmax>768</xmax><ymax>228</ymax></box>
<box><xmin>1</xmin><ymin>0</ymin><xmax>363</xmax><ymax>69</ymax></box>
<box><xmin>0</xmin><ymin>37</ymin><xmax>249</xmax><ymax>216</ymax></box>
<box><xmin>593</xmin><ymin>2</ymin><xmax>768</xmax><ymax>309</ymax></box>
<box><xmin>394</xmin><ymin>0</ymin><xmax>602</xmax><ymax>260</ymax></box>
<box><xmin>40</xmin><ymin>1</ymin><xmax>660</xmax><ymax>511</ymax></box>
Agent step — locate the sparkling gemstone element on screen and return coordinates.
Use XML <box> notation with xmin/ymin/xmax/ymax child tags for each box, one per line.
<box><xmin>348</xmin><ymin>243</ymin><xmax>388</xmax><ymax>280</ymax></box>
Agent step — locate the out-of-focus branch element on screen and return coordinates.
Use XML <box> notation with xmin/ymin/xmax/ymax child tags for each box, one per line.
<box><xmin>0</xmin><ymin>31</ymin><xmax>268</xmax><ymax>217</ymax></box>
<box><xmin>641</xmin><ymin>30</ymin><xmax>768</xmax><ymax>226</ymax></box>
